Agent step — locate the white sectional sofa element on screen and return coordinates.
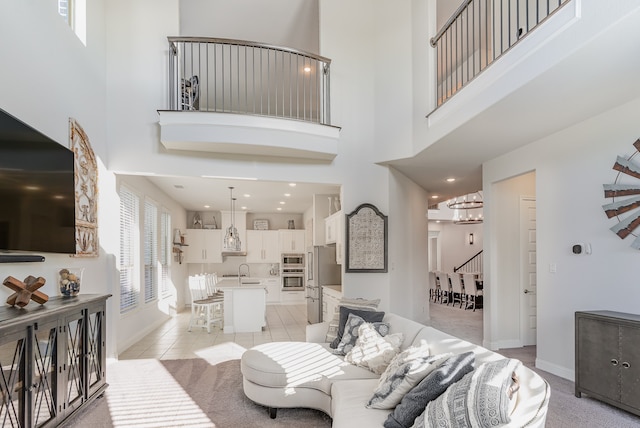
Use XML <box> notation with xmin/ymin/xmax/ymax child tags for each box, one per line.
<box><xmin>241</xmin><ymin>312</ymin><xmax>550</xmax><ymax>427</ymax></box>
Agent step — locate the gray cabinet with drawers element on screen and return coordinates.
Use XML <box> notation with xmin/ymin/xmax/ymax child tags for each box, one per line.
<box><xmin>575</xmin><ymin>310</ymin><xmax>640</xmax><ymax>416</ymax></box>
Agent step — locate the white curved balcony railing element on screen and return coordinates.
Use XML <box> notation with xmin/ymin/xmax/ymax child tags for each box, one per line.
<box><xmin>168</xmin><ymin>37</ymin><xmax>332</xmax><ymax>125</ymax></box>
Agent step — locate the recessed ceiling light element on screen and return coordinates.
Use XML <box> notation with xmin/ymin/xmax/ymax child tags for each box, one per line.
<box><xmin>436</xmin><ymin>220</ymin><xmax>441</xmax><ymax>223</ymax></box>
<box><xmin>446</xmin><ymin>178</ymin><xmax>456</xmax><ymax>182</ymax></box>
<box><xmin>284</xmin><ymin>193</ymin><xmax>291</xmax><ymax>197</ymax></box>
<box><xmin>204</xmin><ymin>205</ymin><xmax>210</xmax><ymax>208</ymax></box>
<box><xmin>277</xmin><ymin>207</ymin><xmax>282</xmax><ymax>211</ymax></box>
<box><xmin>289</xmin><ymin>183</ymin><xmax>297</xmax><ymax>187</ymax></box>
<box><xmin>279</xmin><ymin>201</ymin><xmax>285</xmax><ymax>205</ymax></box>
<box><xmin>241</xmin><ymin>206</ymin><xmax>247</xmax><ymax>210</ymax></box>
<box><xmin>243</xmin><ymin>194</ymin><xmax>250</xmax><ymax>198</ymax></box>
<box><xmin>431</xmin><ymin>195</ymin><xmax>439</xmax><ymax>199</ymax></box>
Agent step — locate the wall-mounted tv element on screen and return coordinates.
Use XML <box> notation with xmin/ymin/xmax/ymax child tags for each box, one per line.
<box><xmin>0</xmin><ymin>109</ymin><xmax>76</xmax><ymax>255</ymax></box>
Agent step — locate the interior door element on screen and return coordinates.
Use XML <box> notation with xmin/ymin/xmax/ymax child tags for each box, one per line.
<box><xmin>520</xmin><ymin>197</ymin><xmax>537</xmax><ymax>346</ymax></box>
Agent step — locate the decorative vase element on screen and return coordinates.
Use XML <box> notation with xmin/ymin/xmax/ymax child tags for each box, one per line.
<box><xmin>59</xmin><ymin>268</ymin><xmax>83</xmax><ymax>297</ymax></box>
<box><xmin>333</xmin><ymin>196</ymin><xmax>341</xmax><ymax>212</ymax></box>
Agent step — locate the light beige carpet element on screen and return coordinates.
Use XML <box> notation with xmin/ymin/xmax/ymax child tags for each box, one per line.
<box><xmin>63</xmin><ymin>358</ymin><xmax>331</xmax><ymax>428</ymax></box>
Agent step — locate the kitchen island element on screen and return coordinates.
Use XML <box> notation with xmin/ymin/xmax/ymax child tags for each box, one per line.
<box><xmin>216</xmin><ymin>278</ymin><xmax>267</xmax><ymax>333</ymax></box>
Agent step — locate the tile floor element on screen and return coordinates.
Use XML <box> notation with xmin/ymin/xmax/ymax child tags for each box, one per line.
<box><xmin>118</xmin><ymin>304</ymin><xmax>309</xmax><ymax>360</ymax></box>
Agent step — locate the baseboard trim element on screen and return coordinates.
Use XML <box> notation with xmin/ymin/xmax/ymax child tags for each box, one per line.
<box><xmin>536</xmin><ymin>358</ymin><xmax>574</xmax><ymax>381</ymax></box>
<box><xmin>483</xmin><ymin>339</ymin><xmax>523</xmax><ymax>350</ymax></box>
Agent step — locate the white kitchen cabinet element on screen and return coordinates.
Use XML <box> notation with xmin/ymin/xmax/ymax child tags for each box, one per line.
<box><xmin>263</xmin><ymin>277</ymin><xmax>281</xmax><ymax>303</ymax></box>
<box><xmin>279</xmin><ymin>229</ymin><xmax>306</xmax><ymax>253</ymax></box>
<box><xmin>280</xmin><ymin>290</ymin><xmax>305</xmax><ymax>304</ymax></box>
<box><xmin>325</xmin><ymin>212</ymin><xmax>338</xmax><ymax>244</ymax></box>
<box><xmin>325</xmin><ymin>210</ymin><xmax>344</xmax><ymax>264</ymax></box>
<box><xmin>322</xmin><ymin>285</ymin><xmax>342</xmax><ymax>322</ymax></box>
<box><xmin>184</xmin><ymin>229</ymin><xmax>222</xmax><ymax>263</ymax></box>
<box><xmin>246</xmin><ymin>230</ymin><xmax>280</xmax><ymax>263</ymax></box>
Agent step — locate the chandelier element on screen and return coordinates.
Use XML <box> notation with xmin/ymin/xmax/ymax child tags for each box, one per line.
<box><xmin>224</xmin><ymin>186</ymin><xmax>242</xmax><ymax>251</ymax></box>
<box><xmin>447</xmin><ymin>191</ymin><xmax>483</xmax><ymax>224</ymax></box>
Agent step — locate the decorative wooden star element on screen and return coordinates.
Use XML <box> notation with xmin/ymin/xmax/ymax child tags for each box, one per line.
<box><xmin>3</xmin><ymin>275</ymin><xmax>49</xmax><ymax>307</ymax></box>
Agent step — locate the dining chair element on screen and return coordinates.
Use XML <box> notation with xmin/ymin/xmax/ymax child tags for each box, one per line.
<box><xmin>463</xmin><ymin>273</ymin><xmax>482</xmax><ymax>311</ymax></box>
<box><xmin>428</xmin><ymin>271</ymin><xmax>440</xmax><ymax>303</ymax></box>
<box><xmin>449</xmin><ymin>272</ymin><xmax>464</xmax><ymax>308</ymax></box>
<box><xmin>437</xmin><ymin>272</ymin><xmax>452</xmax><ymax>305</ymax></box>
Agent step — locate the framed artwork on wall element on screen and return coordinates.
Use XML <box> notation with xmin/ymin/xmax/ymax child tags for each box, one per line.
<box><xmin>70</xmin><ymin>118</ymin><xmax>99</xmax><ymax>257</ymax></box>
<box><xmin>345</xmin><ymin>203</ymin><xmax>388</xmax><ymax>273</ymax></box>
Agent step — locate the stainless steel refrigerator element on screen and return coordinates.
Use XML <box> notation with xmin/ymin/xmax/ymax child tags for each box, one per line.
<box><xmin>306</xmin><ymin>246</ymin><xmax>341</xmax><ymax>324</ymax></box>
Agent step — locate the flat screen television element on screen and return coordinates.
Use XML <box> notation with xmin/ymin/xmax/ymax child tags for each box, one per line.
<box><xmin>0</xmin><ymin>109</ymin><xmax>76</xmax><ymax>255</ymax></box>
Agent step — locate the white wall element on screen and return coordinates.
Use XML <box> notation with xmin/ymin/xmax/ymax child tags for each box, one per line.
<box><xmin>437</xmin><ymin>222</ymin><xmax>484</xmax><ymax>273</ymax></box>
<box><xmin>388</xmin><ymin>168</ymin><xmax>430</xmax><ymax>322</ymax></box>
<box><xmin>180</xmin><ymin>0</ymin><xmax>320</xmax><ymax>54</ymax></box>
<box><xmin>484</xmin><ymin>96</ymin><xmax>640</xmax><ymax>380</ymax></box>
<box><xmin>372</xmin><ymin>1</ymin><xmax>414</xmax><ymax>162</ymax></box>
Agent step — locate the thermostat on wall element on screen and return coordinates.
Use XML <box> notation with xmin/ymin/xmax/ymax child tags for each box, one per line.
<box><xmin>572</xmin><ymin>243</ymin><xmax>592</xmax><ymax>255</ymax></box>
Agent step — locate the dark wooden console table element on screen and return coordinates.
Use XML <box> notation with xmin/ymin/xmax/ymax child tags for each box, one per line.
<box><xmin>0</xmin><ymin>294</ymin><xmax>111</xmax><ymax>427</ymax></box>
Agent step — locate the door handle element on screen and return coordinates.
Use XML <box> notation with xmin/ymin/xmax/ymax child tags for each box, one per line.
<box><xmin>611</xmin><ymin>359</ymin><xmax>619</xmax><ymax>366</ymax></box>
<box><xmin>622</xmin><ymin>361</ymin><xmax>631</xmax><ymax>369</ymax></box>
<box><xmin>523</xmin><ymin>289</ymin><xmax>535</xmax><ymax>294</ymax></box>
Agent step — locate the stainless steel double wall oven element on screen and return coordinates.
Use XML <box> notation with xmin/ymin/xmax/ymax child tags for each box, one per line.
<box><xmin>282</xmin><ymin>253</ymin><xmax>305</xmax><ymax>290</ymax></box>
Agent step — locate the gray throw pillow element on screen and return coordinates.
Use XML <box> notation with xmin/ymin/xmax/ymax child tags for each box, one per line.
<box><xmin>384</xmin><ymin>352</ymin><xmax>475</xmax><ymax>428</ymax></box>
<box><xmin>330</xmin><ymin>306</ymin><xmax>385</xmax><ymax>348</ymax></box>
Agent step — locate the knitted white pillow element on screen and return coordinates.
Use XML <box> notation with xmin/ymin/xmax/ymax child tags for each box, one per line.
<box><xmin>344</xmin><ymin>322</ymin><xmax>403</xmax><ymax>375</ymax></box>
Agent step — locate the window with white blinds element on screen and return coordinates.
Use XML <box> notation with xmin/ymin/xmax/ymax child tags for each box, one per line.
<box><xmin>119</xmin><ymin>187</ymin><xmax>140</xmax><ymax>313</ymax></box>
<box><xmin>144</xmin><ymin>200</ymin><xmax>158</xmax><ymax>303</ymax></box>
<box><xmin>160</xmin><ymin>211</ymin><xmax>171</xmax><ymax>296</ymax></box>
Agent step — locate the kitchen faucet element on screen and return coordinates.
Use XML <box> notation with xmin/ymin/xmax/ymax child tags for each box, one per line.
<box><xmin>238</xmin><ymin>263</ymin><xmax>250</xmax><ymax>278</ymax></box>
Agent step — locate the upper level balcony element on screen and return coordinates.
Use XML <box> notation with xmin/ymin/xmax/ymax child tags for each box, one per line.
<box><xmin>431</xmin><ymin>0</ymin><xmax>571</xmax><ymax>107</ymax></box>
<box><xmin>158</xmin><ymin>37</ymin><xmax>340</xmax><ymax>161</ymax></box>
